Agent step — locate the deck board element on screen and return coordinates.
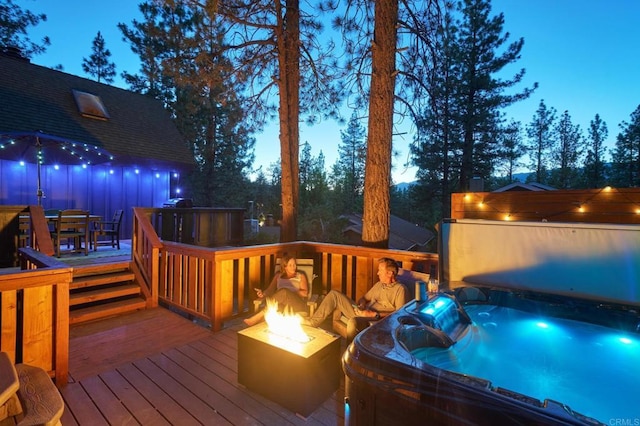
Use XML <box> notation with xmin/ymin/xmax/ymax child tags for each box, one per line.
<box><xmin>61</xmin><ymin>307</ymin><xmax>345</xmax><ymax>425</ymax></box>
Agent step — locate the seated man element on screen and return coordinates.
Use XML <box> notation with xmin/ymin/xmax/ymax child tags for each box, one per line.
<box><xmin>305</xmin><ymin>257</ymin><xmax>407</xmax><ymax>342</ymax></box>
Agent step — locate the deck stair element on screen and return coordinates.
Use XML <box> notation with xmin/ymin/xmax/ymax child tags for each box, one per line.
<box><xmin>69</xmin><ymin>261</ymin><xmax>147</xmax><ymax>324</ymax></box>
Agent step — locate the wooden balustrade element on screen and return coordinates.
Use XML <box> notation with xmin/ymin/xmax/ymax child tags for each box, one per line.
<box><xmin>132</xmin><ymin>208</ymin><xmax>439</xmax><ymax>331</ymax></box>
<box><xmin>0</xmin><ymin>248</ymin><xmax>72</xmax><ymax>387</ymax></box>
<box><xmin>131</xmin><ymin>208</ymin><xmax>161</xmax><ymax>307</ymax></box>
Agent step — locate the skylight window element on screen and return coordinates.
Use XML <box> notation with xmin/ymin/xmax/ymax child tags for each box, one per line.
<box><xmin>72</xmin><ymin>89</ymin><xmax>110</xmax><ymax>120</ymax></box>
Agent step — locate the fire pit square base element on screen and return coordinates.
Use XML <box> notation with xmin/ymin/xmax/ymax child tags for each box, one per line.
<box><xmin>237</xmin><ymin>323</ymin><xmax>341</xmax><ymax>417</ymax></box>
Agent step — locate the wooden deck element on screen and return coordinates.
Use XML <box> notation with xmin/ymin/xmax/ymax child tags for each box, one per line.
<box><xmin>61</xmin><ymin>308</ymin><xmax>345</xmax><ymax>425</ymax></box>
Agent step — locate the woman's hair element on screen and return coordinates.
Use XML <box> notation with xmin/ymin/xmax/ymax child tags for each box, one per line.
<box><xmin>280</xmin><ymin>253</ymin><xmax>296</xmax><ymax>277</ymax></box>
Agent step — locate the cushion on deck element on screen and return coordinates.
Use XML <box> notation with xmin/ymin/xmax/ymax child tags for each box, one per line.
<box><xmin>15</xmin><ymin>364</ymin><xmax>64</xmax><ymax>426</ymax></box>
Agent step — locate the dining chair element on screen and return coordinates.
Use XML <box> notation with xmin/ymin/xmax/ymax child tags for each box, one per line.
<box><xmin>18</xmin><ymin>214</ymin><xmax>30</xmax><ymax>248</ymax></box>
<box><xmin>92</xmin><ymin>209</ymin><xmax>124</xmax><ymax>250</ymax></box>
<box><xmin>51</xmin><ymin>209</ymin><xmax>90</xmax><ymax>257</ymax></box>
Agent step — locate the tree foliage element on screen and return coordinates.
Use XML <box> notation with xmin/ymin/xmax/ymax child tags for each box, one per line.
<box><xmin>119</xmin><ymin>1</ymin><xmax>255</xmax><ymax>207</ymax></box>
<box><xmin>583</xmin><ymin>114</ymin><xmax>608</xmax><ymax>188</ymax></box>
<box><xmin>412</xmin><ymin>0</ymin><xmax>535</xmax><ymax>222</ymax></box>
<box><xmin>548</xmin><ymin>110</ymin><xmax>583</xmax><ymax>189</ymax></box>
<box><xmin>82</xmin><ymin>31</ymin><xmax>117</xmax><ymax>83</ymax></box>
<box><xmin>198</xmin><ymin>0</ymin><xmax>344</xmax><ymax>242</ymax></box>
<box><xmin>330</xmin><ymin>111</ymin><xmax>366</xmax><ymax>214</ymax></box>
<box><xmin>526</xmin><ymin>99</ymin><xmax>556</xmax><ymax>184</ymax></box>
<box><xmin>610</xmin><ymin>105</ymin><xmax>640</xmax><ymax>187</ymax></box>
<box><xmin>0</xmin><ymin>0</ymin><xmax>49</xmax><ymax>58</ymax></box>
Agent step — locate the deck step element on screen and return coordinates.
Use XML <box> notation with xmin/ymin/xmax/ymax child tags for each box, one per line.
<box><xmin>69</xmin><ymin>298</ymin><xmax>147</xmax><ymax>325</ymax></box>
<box><xmin>70</xmin><ymin>283</ymin><xmax>141</xmax><ymax>306</ymax></box>
<box><xmin>71</xmin><ymin>261</ymin><xmax>131</xmax><ymax>278</ymax></box>
<box><xmin>14</xmin><ymin>363</ymin><xmax>64</xmax><ymax>426</ymax></box>
<box><xmin>71</xmin><ymin>271</ymin><xmax>135</xmax><ymax>290</ymax></box>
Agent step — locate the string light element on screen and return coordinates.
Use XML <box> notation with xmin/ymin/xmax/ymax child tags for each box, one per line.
<box><xmin>459</xmin><ymin>185</ymin><xmax>640</xmax><ymax>222</ymax></box>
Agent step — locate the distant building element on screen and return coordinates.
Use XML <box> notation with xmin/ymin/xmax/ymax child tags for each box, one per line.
<box><xmin>493</xmin><ymin>182</ymin><xmax>556</xmax><ymax>192</ymax></box>
<box><xmin>341</xmin><ymin>213</ymin><xmax>435</xmax><ymax>252</ymax></box>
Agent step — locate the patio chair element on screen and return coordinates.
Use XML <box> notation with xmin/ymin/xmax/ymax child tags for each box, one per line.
<box><xmin>18</xmin><ymin>214</ymin><xmax>30</xmax><ymax>248</ymax></box>
<box><xmin>331</xmin><ymin>269</ymin><xmax>430</xmax><ymax>339</ymax></box>
<box><xmin>51</xmin><ymin>209</ymin><xmax>90</xmax><ymax>257</ymax></box>
<box><xmin>253</xmin><ymin>258</ymin><xmax>319</xmax><ymax>317</ymax></box>
<box><xmin>92</xmin><ymin>209</ymin><xmax>123</xmax><ymax>250</ymax></box>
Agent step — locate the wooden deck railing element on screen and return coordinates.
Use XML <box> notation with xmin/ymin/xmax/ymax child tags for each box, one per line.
<box><xmin>133</xmin><ymin>208</ymin><xmax>439</xmax><ymax>331</ymax></box>
<box><xmin>1</xmin><ymin>247</ymin><xmax>72</xmax><ymax>386</ymax></box>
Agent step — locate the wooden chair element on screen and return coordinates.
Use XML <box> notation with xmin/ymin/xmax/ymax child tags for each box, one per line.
<box><xmin>18</xmin><ymin>215</ymin><xmax>30</xmax><ymax>248</ymax></box>
<box><xmin>253</xmin><ymin>258</ymin><xmax>319</xmax><ymax>316</ymax></box>
<box><xmin>92</xmin><ymin>209</ymin><xmax>124</xmax><ymax>250</ymax></box>
<box><xmin>51</xmin><ymin>209</ymin><xmax>90</xmax><ymax>257</ymax></box>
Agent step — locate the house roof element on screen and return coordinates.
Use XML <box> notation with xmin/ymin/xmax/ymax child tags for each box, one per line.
<box><xmin>0</xmin><ymin>51</ymin><xmax>194</xmax><ymax>170</ymax></box>
<box><xmin>342</xmin><ymin>213</ymin><xmax>435</xmax><ymax>251</ymax></box>
<box><xmin>493</xmin><ymin>182</ymin><xmax>556</xmax><ymax>192</ymax></box>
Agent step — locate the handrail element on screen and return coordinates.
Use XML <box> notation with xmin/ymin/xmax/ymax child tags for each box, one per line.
<box><xmin>1</xmin><ymin>247</ymin><xmax>72</xmax><ymax>387</ymax></box>
<box><xmin>130</xmin><ymin>212</ymin><xmax>439</xmax><ymax>331</ymax></box>
<box><xmin>132</xmin><ymin>208</ymin><xmax>161</xmax><ymax>307</ymax></box>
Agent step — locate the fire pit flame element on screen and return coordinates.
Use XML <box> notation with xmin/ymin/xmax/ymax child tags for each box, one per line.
<box><xmin>264</xmin><ymin>300</ymin><xmax>310</xmax><ymax>344</ymax></box>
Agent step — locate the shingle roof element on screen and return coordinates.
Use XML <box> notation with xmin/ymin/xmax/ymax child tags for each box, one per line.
<box><xmin>0</xmin><ymin>52</ymin><xmax>194</xmax><ymax>170</ymax></box>
<box><xmin>341</xmin><ymin>213</ymin><xmax>435</xmax><ymax>251</ymax></box>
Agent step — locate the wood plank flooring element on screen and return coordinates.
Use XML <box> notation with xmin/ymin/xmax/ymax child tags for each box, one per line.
<box><xmin>61</xmin><ymin>308</ymin><xmax>345</xmax><ymax>425</ymax></box>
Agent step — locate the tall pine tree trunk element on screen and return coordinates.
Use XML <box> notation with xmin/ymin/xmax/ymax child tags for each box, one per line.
<box><xmin>277</xmin><ymin>0</ymin><xmax>300</xmax><ymax>242</ymax></box>
<box><xmin>362</xmin><ymin>0</ymin><xmax>398</xmax><ymax>248</ymax></box>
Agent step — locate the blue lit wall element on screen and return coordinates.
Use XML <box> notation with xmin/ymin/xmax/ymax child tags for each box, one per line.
<box><xmin>0</xmin><ymin>159</ymin><xmax>176</xmax><ymax>239</ymax></box>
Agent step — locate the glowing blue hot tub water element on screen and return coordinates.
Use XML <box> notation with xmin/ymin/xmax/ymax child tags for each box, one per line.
<box><xmin>343</xmin><ymin>290</ymin><xmax>639</xmax><ymax>425</ymax></box>
<box><xmin>411</xmin><ymin>301</ymin><xmax>640</xmax><ymax>423</ymax></box>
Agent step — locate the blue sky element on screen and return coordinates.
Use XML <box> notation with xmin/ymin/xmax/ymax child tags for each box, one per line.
<box><xmin>22</xmin><ymin>0</ymin><xmax>640</xmax><ymax>183</ymax></box>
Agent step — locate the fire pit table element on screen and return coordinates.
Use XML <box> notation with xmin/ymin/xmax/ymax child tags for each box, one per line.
<box><xmin>237</xmin><ymin>323</ymin><xmax>341</xmax><ymax>417</ymax></box>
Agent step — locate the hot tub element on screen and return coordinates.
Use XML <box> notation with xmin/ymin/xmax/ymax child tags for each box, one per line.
<box><xmin>343</xmin><ymin>288</ymin><xmax>640</xmax><ymax>425</ymax></box>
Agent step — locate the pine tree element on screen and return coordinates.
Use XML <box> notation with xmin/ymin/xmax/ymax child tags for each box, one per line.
<box><xmin>610</xmin><ymin>105</ymin><xmax>640</xmax><ymax>187</ymax></box>
<box><xmin>119</xmin><ymin>2</ymin><xmax>255</xmax><ymax>208</ymax></box>
<box><xmin>526</xmin><ymin>99</ymin><xmax>556</xmax><ymax>184</ymax></box>
<box><xmin>496</xmin><ymin>120</ymin><xmax>526</xmax><ymax>183</ymax></box>
<box><xmin>549</xmin><ymin>110</ymin><xmax>583</xmax><ymax>189</ymax></box>
<box><xmin>330</xmin><ymin>112</ymin><xmax>367</xmax><ymax>214</ymax></box>
<box><xmin>0</xmin><ymin>0</ymin><xmax>49</xmax><ymax>58</ymax></box>
<box><xmin>412</xmin><ymin>0</ymin><xmax>535</xmax><ymax>220</ymax></box>
<box><xmin>206</xmin><ymin>0</ymin><xmax>343</xmax><ymax>242</ymax></box>
<box><xmin>82</xmin><ymin>31</ymin><xmax>116</xmax><ymax>83</ymax></box>
<box><xmin>583</xmin><ymin>114</ymin><xmax>608</xmax><ymax>188</ymax></box>
<box><xmin>453</xmin><ymin>0</ymin><xmax>536</xmax><ymax>192</ymax></box>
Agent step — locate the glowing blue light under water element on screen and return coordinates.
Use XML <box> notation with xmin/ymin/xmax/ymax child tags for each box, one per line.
<box><xmin>411</xmin><ymin>304</ymin><xmax>640</xmax><ymax>423</ymax></box>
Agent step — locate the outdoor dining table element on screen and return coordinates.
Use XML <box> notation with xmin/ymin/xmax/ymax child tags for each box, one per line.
<box><xmin>44</xmin><ymin>213</ymin><xmax>102</xmax><ymax>225</ymax></box>
<box><xmin>20</xmin><ymin>213</ymin><xmax>102</xmax><ymax>224</ymax></box>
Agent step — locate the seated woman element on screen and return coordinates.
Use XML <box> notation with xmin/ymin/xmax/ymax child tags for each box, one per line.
<box><xmin>243</xmin><ymin>253</ymin><xmax>309</xmax><ymax>326</ymax></box>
